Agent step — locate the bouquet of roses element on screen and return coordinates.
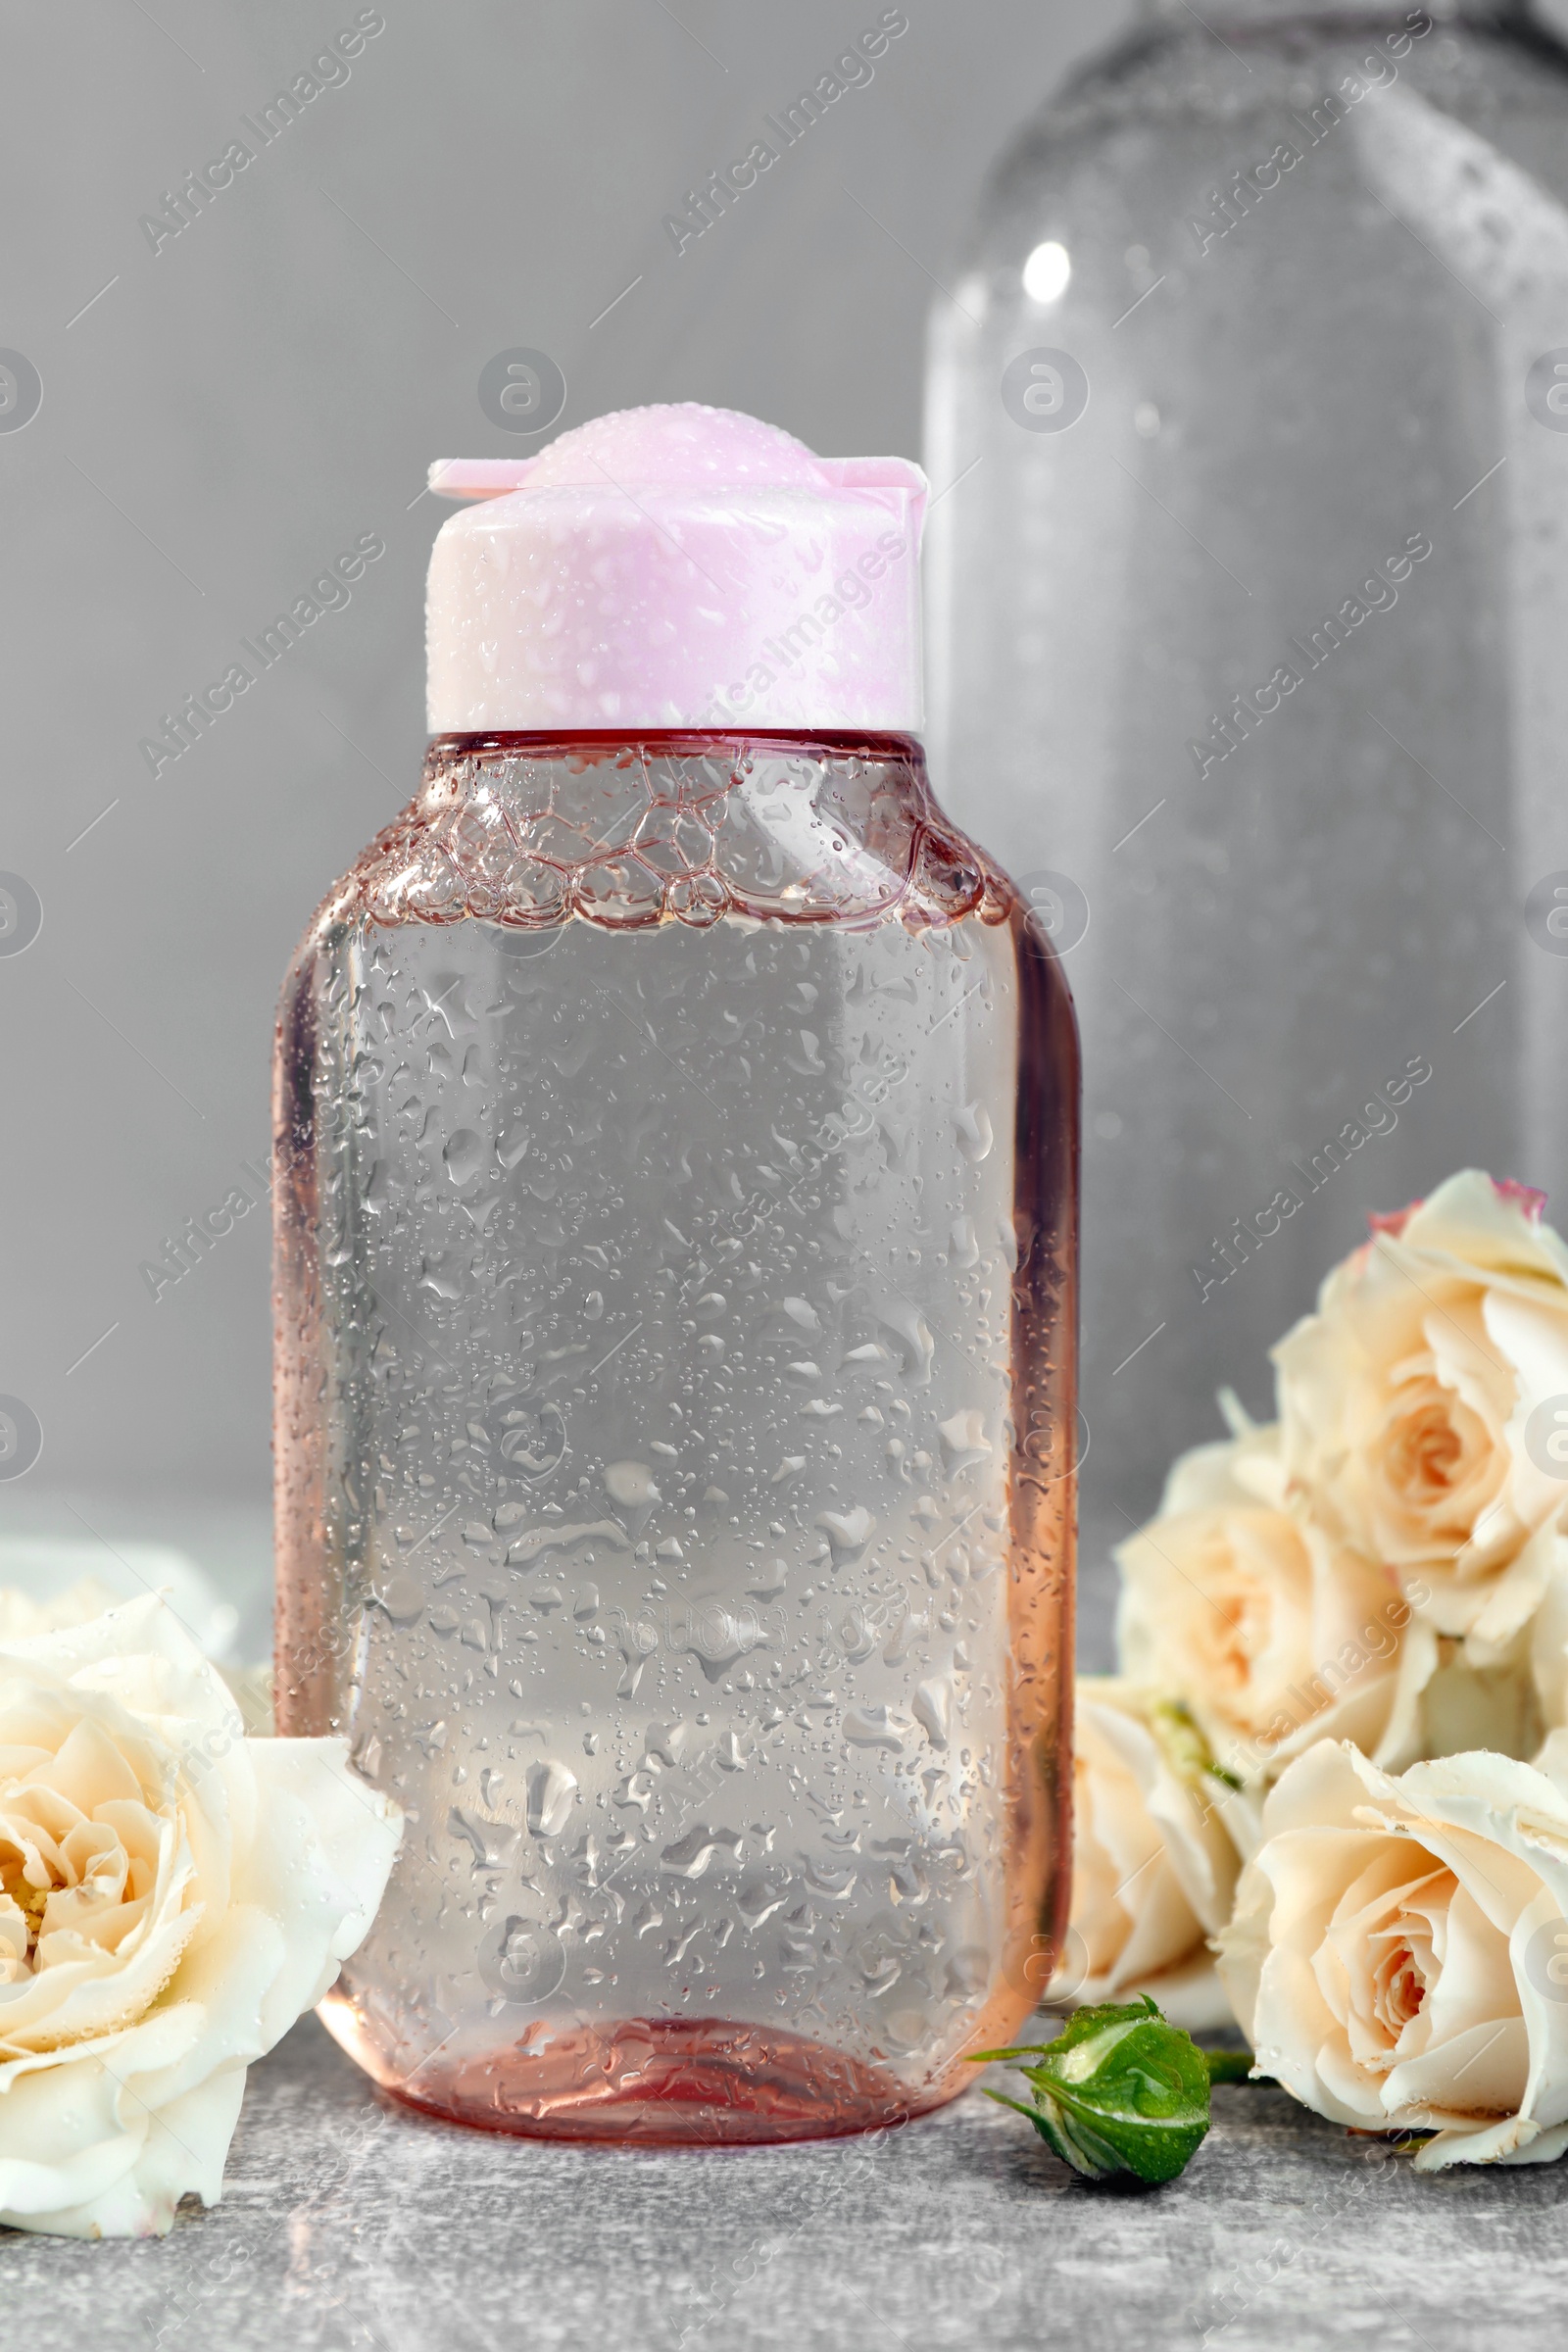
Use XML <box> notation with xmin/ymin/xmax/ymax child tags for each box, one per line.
<box><xmin>1061</xmin><ymin>1170</ymin><xmax>1568</xmax><ymax>2171</ymax></box>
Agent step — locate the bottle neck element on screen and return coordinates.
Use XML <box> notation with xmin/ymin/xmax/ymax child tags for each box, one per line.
<box><xmin>326</xmin><ymin>732</ymin><xmax>995</xmax><ymax>937</ymax></box>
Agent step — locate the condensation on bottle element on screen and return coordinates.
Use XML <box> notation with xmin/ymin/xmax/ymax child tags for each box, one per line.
<box><xmin>272</xmin><ymin>404</ymin><xmax>1079</xmax><ymax>2141</ymax></box>
<box><xmin>927</xmin><ymin>0</ymin><xmax>1568</xmax><ymax>1567</ymax></box>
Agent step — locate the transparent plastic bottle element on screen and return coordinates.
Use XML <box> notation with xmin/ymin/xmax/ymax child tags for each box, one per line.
<box><xmin>273</xmin><ymin>407</ymin><xmax>1078</xmax><ymax>2141</ymax></box>
<box><xmin>927</xmin><ymin>0</ymin><xmax>1568</xmax><ymax>1548</ymax></box>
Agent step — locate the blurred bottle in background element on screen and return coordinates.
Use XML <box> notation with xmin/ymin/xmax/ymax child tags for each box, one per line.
<box><xmin>927</xmin><ymin>0</ymin><xmax>1568</xmax><ymax>1621</ymax></box>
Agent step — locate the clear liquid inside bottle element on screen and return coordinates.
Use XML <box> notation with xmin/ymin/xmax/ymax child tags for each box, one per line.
<box><xmin>273</xmin><ymin>732</ymin><xmax>1077</xmax><ymax>2141</ymax></box>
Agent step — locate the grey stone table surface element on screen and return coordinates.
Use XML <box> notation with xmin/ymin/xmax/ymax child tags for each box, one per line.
<box><xmin>7</xmin><ymin>2016</ymin><xmax>1568</xmax><ymax>2352</ymax></box>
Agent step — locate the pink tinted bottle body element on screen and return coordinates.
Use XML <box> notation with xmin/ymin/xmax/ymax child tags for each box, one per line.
<box><xmin>273</xmin><ymin>728</ymin><xmax>1077</xmax><ymax>2142</ymax></box>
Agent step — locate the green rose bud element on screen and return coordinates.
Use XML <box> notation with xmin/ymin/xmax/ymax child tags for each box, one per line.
<box><xmin>973</xmin><ymin>1996</ymin><xmax>1239</xmax><ymax>2184</ymax></box>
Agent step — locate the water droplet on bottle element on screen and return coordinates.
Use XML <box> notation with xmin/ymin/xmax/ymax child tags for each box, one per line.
<box><xmin>526</xmin><ymin>1759</ymin><xmax>579</xmax><ymax>1837</ymax></box>
<box><xmin>954</xmin><ymin>1102</ymin><xmax>993</xmax><ymax>1162</ymax></box>
<box><xmin>877</xmin><ymin>1300</ymin><xmax>934</xmax><ymax>1387</ymax></box>
<box><xmin>605</xmin><ymin>1460</ymin><xmax>660</xmax><ymax>1508</ymax></box>
<box><xmin>661</xmin><ymin>1825</ymin><xmax>743</xmax><ymax>1879</ymax></box>
<box><xmin>478</xmin><ymin>1914</ymin><xmax>565</xmax><ymax>2004</ymax></box>
<box><xmin>938</xmin><ymin>1410</ymin><xmax>993</xmax><ymax>1473</ymax></box>
<box><xmin>912</xmin><ymin>1679</ymin><xmax>952</xmax><ymax>1749</ymax></box>
<box><xmin>817</xmin><ymin>1505</ymin><xmax>875</xmax><ymax>1558</ymax></box>
<box><xmin>843</xmin><ymin>1703</ymin><xmax>907</xmax><ymax>1752</ymax></box>
<box><xmin>444</xmin><ymin>1128</ymin><xmax>484</xmax><ymax>1187</ymax></box>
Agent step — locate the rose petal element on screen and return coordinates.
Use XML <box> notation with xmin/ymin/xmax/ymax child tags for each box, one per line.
<box><xmin>1218</xmin><ymin>1738</ymin><xmax>1568</xmax><ymax>2161</ymax></box>
<box><xmin>0</xmin><ymin>1597</ymin><xmax>401</xmax><ymax>2234</ymax></box>
<box><xmin>1061</xmin><ymin>1680</ymin><xmax>1246</xmax><ymax>2024</ymax></box>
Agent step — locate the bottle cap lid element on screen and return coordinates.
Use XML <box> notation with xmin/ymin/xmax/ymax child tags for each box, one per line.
<box><xmin>425</xmin><ymin>403</ymin><xmax>926</xmax><ymax>735</ymax></box>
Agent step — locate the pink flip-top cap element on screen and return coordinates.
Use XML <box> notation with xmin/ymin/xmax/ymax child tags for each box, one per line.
<box><xmin>425</xmin><ymin>402</ymin><xmax>927</xmax><ymax>735</ymax></box>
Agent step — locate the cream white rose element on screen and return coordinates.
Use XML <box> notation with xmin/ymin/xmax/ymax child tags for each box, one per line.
<box><xmin>1058</xmin><ymin>1677</ymin><xmax>1254</xmax><ymax>2030</ymax></box>
<box><xmin>1216</xmin><ymin>1737</ymin><xmax>1568</xmax><ymax>2169</ymax></box>
<box><xmin>0</xmin><ymin>1578</ymin><xmax>123</xmax><ymax>1642</ymax></box>
<box><xmin>0</xmin><ymin>1595</ymin><xmax>401</xmax><ymax>2237</ymax></box>
<box><xmin>1116</xmin><ymin>1424</ymin><xmax>1417</xmax><ymax>1784</ymax></box>
<box><xmin>1274</xmin><ymin>1170</ymin><xmax>1568</xmax><ymax>1659</ymax></box>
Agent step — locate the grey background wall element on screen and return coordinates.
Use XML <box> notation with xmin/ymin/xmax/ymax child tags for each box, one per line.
<box><xmin>0</xmin><ymin>0</ymin><xmax>1137</xmax><ymax>1609</ymax></box>
<box><xmin>14</xmin><ymin>1</ymin><xmax>1568</xmax><ymax>1638</ymax></box>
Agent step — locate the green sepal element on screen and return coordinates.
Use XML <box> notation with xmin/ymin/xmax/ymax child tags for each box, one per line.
<box><xmin>970</xmin><ymin>2043</ymin><xmax>1061</xmax><ymax>2065</ymax></box>
<box><xmin>982</xmin><ymin>2086</ymin><xmax>1113</xmax><ymax>2177</ymax></box>
<box><xmin>1149</xmin><ymin>1696</ymin><xmax>1245</xmax><ymax>1791</ymax></box>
